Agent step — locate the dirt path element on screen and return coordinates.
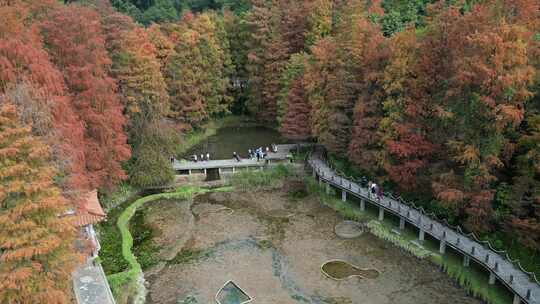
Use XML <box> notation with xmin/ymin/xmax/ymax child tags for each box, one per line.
<box><xmin>142</xmin><ymin>190</ymin><xmax>481</xmax><ymax>304</ymax></box>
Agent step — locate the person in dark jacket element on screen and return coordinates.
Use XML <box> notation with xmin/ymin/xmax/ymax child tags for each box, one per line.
<box><xmin>233</xmin><ymin>152</ymin><xmax>241</xmax><ymax>162</ymax></box>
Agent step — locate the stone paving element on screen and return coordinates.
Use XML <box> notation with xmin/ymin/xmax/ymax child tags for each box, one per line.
<box><xmin>73</xmin><ymin>261</ymin><xmax>116</xmax><ymax>304</ymax></box>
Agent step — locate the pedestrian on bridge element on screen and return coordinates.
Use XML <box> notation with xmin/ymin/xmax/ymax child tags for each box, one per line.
<box><xmin>200</xmin><ymin>154</ymin><xmax>205</xmax><ymax>162</ymax></box>
<box><xmin>193</xmin><ymin>154</ymin><xmax>198</xmax><ymax>162</ymax></box>
<box><xmin>370</xmin><ymin>182</ymin><xmax>377</xmax><ymax>199</ymax></box>
<box><xmin>233</xmin><ymin>152</ymin><xmax>241</xmax><ymax>162</ymax></box>
<box><xmin>377</xmin><ymin>185</ymin><xmax>383</xmax><ymax>202</ymax></box>
<box><xmin>248</xmin><ymin>149</ymin><xmax>253</xmax><ymax>159</ymax></box>
<box><xmin>206</xmin><ymin>153</ymin><xmax>210</xmax><ymax>161</ymax></box>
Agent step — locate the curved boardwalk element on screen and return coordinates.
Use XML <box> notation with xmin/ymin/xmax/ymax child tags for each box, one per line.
<box><xmin>307</xmin><ymin>148</ymin><xmax>539</xmax><ymax>304</ymax></box>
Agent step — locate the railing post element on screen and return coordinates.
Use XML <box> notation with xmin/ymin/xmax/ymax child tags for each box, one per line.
<box><xmin>463</xmin><ymin>255</ymin><xmax>470</xmax><ymax>267</ymax></box>
<box><xmin>439</xmin><ymin>240</ymin><xmax>446</xmax><ymax>254</ymax></box>
<box><xmin>341</xmin><ymin>190</ymin><xmax>346</xmax><ymax>202</ymax></box>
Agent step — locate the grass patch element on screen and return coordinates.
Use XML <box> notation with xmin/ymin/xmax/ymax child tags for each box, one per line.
<box><xmin>106</xmin><ymin>185</ymin><xmax>233</xmax><ymax>303</ymax></box>
<box><xmin>230</xmin><ymin>164</ymin><xmax>296</xmax><ymax>191</ymax></box>
<box><xmin>96</xmin><ymin>197</ymin><xmax>138</xmax><ymax>275</ymax></box>
<box><xmin>366</xmin><ymin>220</ymin><xmax>433</xmax><ymax>259</ymax></box>
<box><xmin>168</xmin><ymin>248</ymin><xmax>212</xmax><ymax>265</ymax></box>
<box><xmin>304</xmin><ymin>177</ymin><xmax>371</xmax><ymax>222</ymax></box>
<box><xmin>130</xmin><ymin>209</ymin><xmax>161</xmax><ymax>270</ymax></box>
<box><xmin>434</xmin><ymin>252</ymin><xmax>513</xmax><ymax>304</ymax></box>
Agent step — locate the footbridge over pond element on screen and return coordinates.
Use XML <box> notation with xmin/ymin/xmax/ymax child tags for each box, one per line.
<box><xmin>173</xmin><ymin>144</ymin><xmax>310</xmax><ymax>176</ymax></box>
<box><xmin>307</xmin><ymin>147</ymin><xmax>539</xmax><ymax>304</ymax></box>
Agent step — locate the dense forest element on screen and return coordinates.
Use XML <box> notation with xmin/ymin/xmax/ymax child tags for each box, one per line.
<box><xmin>0</xmin><ymin>0</ymin><xmax>539</xmax><ymax>302</ymax></box>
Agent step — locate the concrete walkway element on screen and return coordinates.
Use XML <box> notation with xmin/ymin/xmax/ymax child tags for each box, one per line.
<box><xmin>73</xmin><ymin>262</ymin><xmax>116</xmax><ymax>304</ymax></box>
<box><xmin>173</xmin><ymin>144</ymin><xmax>309</xmax><ymax>171</ymax></box>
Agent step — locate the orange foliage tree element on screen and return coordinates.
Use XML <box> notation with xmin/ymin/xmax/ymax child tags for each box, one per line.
<box><xmin>0</xmin><ymin>103</ymin><xmax>77</xmax><ymax>304</ymax></box>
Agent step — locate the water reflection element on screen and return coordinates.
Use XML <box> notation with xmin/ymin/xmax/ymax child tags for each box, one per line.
<box><xmin>185</xmin><ymin>126</ymin><xmax>286</xmax><ymax>160</ymax></box>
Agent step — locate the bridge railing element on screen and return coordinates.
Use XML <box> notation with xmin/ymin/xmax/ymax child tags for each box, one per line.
<box><xmin>306</xmin><ymin>148</ymin><xmax>540</xmax><ymax>288</ymax></box>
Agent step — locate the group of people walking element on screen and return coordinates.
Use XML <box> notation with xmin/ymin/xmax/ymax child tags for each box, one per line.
<box><xmin>247</xmin><ymin>144</ymin><xmax>278</xmax><ymax>162</ymax></box>
<box><xmin>368</xmin><ymin>181</ymin><xmax>384</xmax><ymax>202</ymax></box>
<box><xmin>185</xmin><ymin>144</ymin><xmax>280</xmax><ymax>163</ymax></box>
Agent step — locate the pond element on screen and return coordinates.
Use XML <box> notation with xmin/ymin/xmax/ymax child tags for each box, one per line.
<box><xmin>185</xmin><ymin>126</ymin><xmax>286</xmax><ymax>160</ymax></box>
<box><xmin>215</xmin><ymin>281</ymin><xmax>252</xmax><ymax>304</ymax></box>
<box><xmin>321</xmin><ymin>260</ymin><xmax>380</xmax><ymax>280</ymax></box>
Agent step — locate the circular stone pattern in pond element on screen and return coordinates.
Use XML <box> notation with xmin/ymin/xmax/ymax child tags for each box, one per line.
<box><xmin>335</xmin><ymin>220</ymin><xmax>364</xmax><ymax>238</ymax></box>
<box><xmin>321</xmin><ymin>260</ymin><xmax>380</xmax><ymax>281</ymax></box>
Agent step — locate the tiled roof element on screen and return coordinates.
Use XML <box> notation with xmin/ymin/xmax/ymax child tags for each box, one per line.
<box><xmin>70</xmin><ymin>190</ymin><xmax>106</xmax><ymax>227</ymax></box>
<box><xmin>82</xmin><ymin>190</ymin><xmax>105</xmax><ymax>217</ymax></box>
<box><xmin>71</xmin><ymin>213</ymin><xmax>105</xmax><ymax>227</ymax></box>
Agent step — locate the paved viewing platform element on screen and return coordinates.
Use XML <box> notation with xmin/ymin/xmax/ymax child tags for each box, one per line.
<box><xmin>307</xmin><ymin>148</ymin><xmax>539</xmax><ymax>304</ymax></box>
<box><xmin>172</xmin><ymin>144</ymin><xmax>308</xmax><ymax>172</ymax></box>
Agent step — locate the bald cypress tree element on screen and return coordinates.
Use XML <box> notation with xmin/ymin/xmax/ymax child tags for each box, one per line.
<box><xmin>0</xmin><ymin>103</ymin><xmax>78</xmax><ymax>304</ymax></box>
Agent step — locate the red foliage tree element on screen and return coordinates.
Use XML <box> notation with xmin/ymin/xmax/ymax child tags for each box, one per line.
<box><xmin>41</xmin><ymin>4</ymin><xmax>131</xmax><ymax>190</ymax></box>
<box><xmin>280</xmin><ymin>76</ymin><xmax>312</xmax><ymax>140</ymax></box>
<box><xmin>245</xmin><ymin>0</ymin><xmax>290</xmax><ymax>124</ymax></box>
<box><xmin>346</xmin><ymin>15</ymin><xmax>389</xmax><ymax>174</ymax></box>
<box><xmin>0</xmin><ymin>1</ymin><xmax>88</xmax><ymax>190</ymax></box>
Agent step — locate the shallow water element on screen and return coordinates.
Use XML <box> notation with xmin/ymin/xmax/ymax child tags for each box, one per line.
<box><xmin>216</xmin><ymin>281</ymin><xmax>251</xmax><ymax>304</ymax></box>
<box><xmin>321</xmin><ymin>260</ymin><xmax>379</xmax><ymax>280</ymax></box>
<box><xmin>185</xmin><ymin>126</ymin><xmax>285</xmax><ymax>159</ymax></box>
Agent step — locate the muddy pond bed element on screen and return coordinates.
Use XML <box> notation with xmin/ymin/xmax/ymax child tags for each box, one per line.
<box><xmin>131</xmin><ymin>187</ymin><xmax>481</xmax><ymax>304</ymax></box>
